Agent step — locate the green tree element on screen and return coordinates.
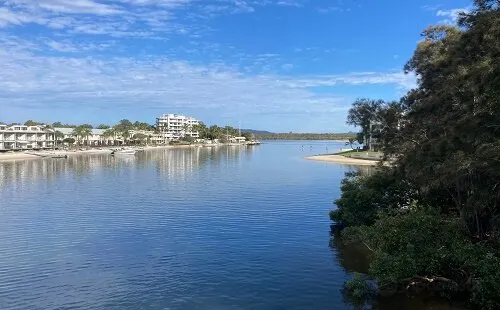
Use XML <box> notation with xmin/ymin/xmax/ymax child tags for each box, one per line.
<box><xmin>132</xmin><ymin>133</ymin><xmax>147</xmax><ymax>145</ymax></box>
<box><xmin>241</xmin><ymin>131</ymin><xmax>253</xmax><ymax>141</ymax></box>
<box><xmin>193</xmin><ymin>122</ymin><xmax>208</xmax><ymax>139</ymax></box>
<box><xmin>102</xmin><ymin>128</ymin><xmax>117</xmax><ymax>145</ymax></box>
<box><xmin>54</xmin><ymin>130</ymin><xmax>65</xmax><ymax>145</ymax></box>
<box><xmin>24</xmin><ymin>120</ymin><xmax>42</xmax><ymax>126</ymax></box>
<box><xmin>133</xmin><ymin>121</ymin><xmax>152</xmax><ymax>131</ymax></box>
<box><xmin>332</xmin><ymin>2</ymin><xmax>500</xmax><ymax>308</ymax></box>
<box><xmin>63</xmin><ymin>137</ymin><xmax>75</xmax><ymax>145</ymax></box>
<box><xmin>346</xmin><ymin>99</ymin><xmax>383</xmax><ymax>147</ymax></box>
<box><xmin>97</xmin><ymin>124</ymin><xmax>110</xmax><ymax>129</ymax></box>
<box><xmin>72</xmin><ymin>126</ymin><xmax>92</xmax><ymax>146</ymax></box>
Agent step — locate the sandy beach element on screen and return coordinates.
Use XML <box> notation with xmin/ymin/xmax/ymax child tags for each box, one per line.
<box><xmin>305</xmin><ymin>154</ymin><xmax>379</xmax><ymax>166</ymax></box>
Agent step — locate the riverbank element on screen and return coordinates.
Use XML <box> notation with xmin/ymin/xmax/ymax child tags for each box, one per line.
<box><xmin>305</xmin><ymin>154</ymin><xmax>379</xmax><ymax>166</ymax></box>
<box><xmin>0</xmin><ymin>143</ymin><xmax>258</xmax><ymax>162</ymax></box>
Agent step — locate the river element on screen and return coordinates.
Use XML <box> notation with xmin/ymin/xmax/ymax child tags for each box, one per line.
<box><xmin>0</xmin><ymin>141</ymin><xmax>465</xmax><ymax>309</ymax></box>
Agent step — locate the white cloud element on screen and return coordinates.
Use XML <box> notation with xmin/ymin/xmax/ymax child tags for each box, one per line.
<box><xmin>6</xmin><ymin>0</ymin><xmax>122</xmax><ymax>15</ymax></box>
<box><xmin>0</xmin><ymin>0</ymin><xmax>412</xmax><ymax>130</ymax></box>
<box><xmin>276</xmin><ymin>0</ymin><xmax>303</xmax><ymax>7</ymax></box>
<box><xmin>435</xmin><ymin>7</ymin><xmax>470</xmax><ymax>25</ymax></box>
<box><xmin>0</xmin><ymin>39</ymin><xmax>415</xmax><ymax>123</ymax></box>
<box><xmin>316</xmin><ymin>6</ymin><xmax>346</xmax><ymax>14</ymax></box>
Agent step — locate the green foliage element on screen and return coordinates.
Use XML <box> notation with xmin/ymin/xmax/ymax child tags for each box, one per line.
<box><xmin>331</xmin><ymin>169</ymin><xmax>417</xmax><ymax>227</ymax></box>
<box><xmin>344</xmin><ymin>273</ymin><xmax>375</xmax><ymax>300</ymax></box>
<box><xmin>332</xmin><ymin>3</ymin><xmax>500</xmax><ymax>308</ymax></box>
<box><xmin>71</xmin><ymin>126</ymin><xmax>93</xmax><ymax>145</ymax></box>
<box><xmin>133</xmin><ymin>121</ymin><xmax>153</xmax><ymax>131</ymax></box>
<box><xmin>342</xmin><ymin>209</ymin><xmax>500</xmax><ymax>309</ymax></box>
<box><xmin>102</xmin><ymin>128</ymin><xmax>116</xmax><ymax>138</ymax></box>
<box><xmin>256</xmin><ymin>132</ymin><xmax>356</xmax><ymax>141</ymax></box>
<box><xmin>97</xmin><ymin>124</ymin><xmax>110</xmax><ymax>129</ymax></box>
<box><xmin>194</xmin><ymin>123</ymin><xmax>242</xmax><ymax>140</ymax></box>
<box><xmin>180</xmin><ymin>135</ymin><xmax>195</xmax><ymax>143</ymax></box>
<box><xmin>132</xmin><ymin>133</ymin><xmax>147</xmax><ymax>144</ymax></box>
<box><xmin>62</xmin><ymin>137</ymin><xmax>75</xmax><ymax>144</ymax></box>
<box><xmin>241</xmin><ymin>131</ymin><xmax>253</xmax><ymax>141</ymax></box>
<box><xmin>24</xmin><ymin>120</ymin><xmax>43</xmax><ymax>126</ymax></box>
<box><xmin>52</xmin><ymin>122</ymin><xmax>76</xmax><ymax>128</ymax></box>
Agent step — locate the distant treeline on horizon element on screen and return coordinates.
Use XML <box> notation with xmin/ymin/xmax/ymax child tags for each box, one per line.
<box><xmin>252</xmin><ymin>132</ymin><xmax>356</xmax><ymax>141</ymax></box>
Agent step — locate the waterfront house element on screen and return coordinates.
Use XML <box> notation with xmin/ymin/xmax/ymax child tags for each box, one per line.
<box><xmin>55</xmin><ymin>128</ymin><xmax>116</xmax><ymax>146</ymax></box>
<box><xmin>129</xmin><ymin>129</ymin><xmax>166</xmax><ymax>144</ymax></box>
<box><xmin>55</xmin><ymin>127</ymin><xmax>167</xmax><ymax>146</ymax></box>
<box><xmin>229</xmin><ymin>136</ymin><xmax>247</xmax><ymax>144</ymax></box>
<box><xmin>0</xmin><ymin>124</ymin><xmax>55</xmax><ymax>151</ymax></box>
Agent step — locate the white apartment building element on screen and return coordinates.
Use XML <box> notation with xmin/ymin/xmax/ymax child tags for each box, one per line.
<box><xmin>0</xmin><ymin>124</ymin><xmax>55</xmax><ymax>150</ymax></box>
<box><xmin>156</xmin><ymin>114</ymin><xmax>200</xmax><ymax>140</ymax></box>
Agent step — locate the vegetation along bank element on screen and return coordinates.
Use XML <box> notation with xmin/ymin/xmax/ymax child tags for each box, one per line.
<box><xmin>331</xmin><ymin>1</ymin><xmax>500</xmax><ymax>309</ymax></box>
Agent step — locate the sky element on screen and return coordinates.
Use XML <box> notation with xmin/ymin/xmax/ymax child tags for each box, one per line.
<box><xmin>0</xmin><ymin>0</ymin><xmax>471</xmax><ymax>132</ymax></box>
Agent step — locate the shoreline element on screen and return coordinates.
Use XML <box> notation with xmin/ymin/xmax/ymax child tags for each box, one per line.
<box><xmin>305</xmin><ymin>154</ymin><xmax>379</xmax><ymax>166</ymax></box>
<box><xmin>0</xmin><ymin>143</ymin><xmax>257</xmax><ymax>162</ymax></box>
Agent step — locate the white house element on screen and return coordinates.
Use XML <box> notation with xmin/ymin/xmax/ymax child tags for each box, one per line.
<box><xmin>229</xmin><ymin>136</ymin><xmax>247</xmax><ymax>144</ymax></box>
<box><xmin>55</xmin><ymin>128</ymin><xmax>115</xmax><ymax>146</ymax></box>
<box><xmin>0</xmin><ymin>124</ymin><xmax>55</xmax><ymax>150</ymax></box>
<box><xmin>129</xmin><ymin>129</ymin><xmax>166</xmax><ymax>144</ymax></box>
<box><xmin>54</xmin><ymin>127</ymin><xmax>167</xmax><ymax>146</ymax></box>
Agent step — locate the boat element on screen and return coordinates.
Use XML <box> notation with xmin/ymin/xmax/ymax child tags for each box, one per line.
<box><xmin>49</xmin><ymin>154</ymin><xmax>68</xmax><ymax>159</ymax></box>
<box><xmin>246</xmin><ymin>141</ymin><xmax>261</xmax><ymax>145</ymax></box>
<box><xmin>111</xmin><ymin>148</ymin><xmax>137</xmax><ymax>156</ymax></box>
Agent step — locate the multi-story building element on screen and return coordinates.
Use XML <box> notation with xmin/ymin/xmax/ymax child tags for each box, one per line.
<box><xmin>156</xmin><ymin>114</ymin><xmax>200</xmax><ymax>140</ymax></box>
<box><xmin>0</xmin><ymin>124</ymin><xmax>55</xmax><ymax>150</ymax></box>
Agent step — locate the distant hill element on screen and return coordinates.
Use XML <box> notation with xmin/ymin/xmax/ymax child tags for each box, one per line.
<box><xmin>251</xmin><ymin>132</ymin><xmax>357</xmax><ymax>141</ymax></box>
<box><xmin>241</xmin><ymin>129</ymin><xmax>275</xmax><ymax>135</ymax></box>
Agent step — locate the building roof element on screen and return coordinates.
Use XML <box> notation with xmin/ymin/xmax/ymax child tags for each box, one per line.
<box><xmin>55</xmin><ymin>127</ymin><xmax>106</xmax><ymax>135</ymax></box>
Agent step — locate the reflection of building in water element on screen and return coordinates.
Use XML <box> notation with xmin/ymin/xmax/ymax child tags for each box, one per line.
<box><xmin>142</xmin><ymin>146</ymin><xmax>257</xmax><ymax>180</ymax></box>
<box><xmin>0</xmin><ymin>155</ymin><xmax>130</xmax><ymax>190</ymax></box>
<box><xmin>0</xmin><ymin>146</ymin><xmax>258</xmax><ymax>189</ymax></box>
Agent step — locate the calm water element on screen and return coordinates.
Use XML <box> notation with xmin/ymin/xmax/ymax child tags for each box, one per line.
<box><xmin>0</xmin><ymin>141</ymin><xmax>464</xmax><ymax>310</ymax></box>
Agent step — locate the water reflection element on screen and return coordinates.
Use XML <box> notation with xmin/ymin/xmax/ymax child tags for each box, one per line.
<box><xmin>0</xmin><ymin>146</ymin><xmax>256</xmax><ymax>190</ymax></box>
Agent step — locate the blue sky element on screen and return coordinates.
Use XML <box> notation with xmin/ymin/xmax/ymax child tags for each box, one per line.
<box><xmin>0</xmin><ymin>0</ymin><xmax>470</xmax><ymax>132</ymax></box>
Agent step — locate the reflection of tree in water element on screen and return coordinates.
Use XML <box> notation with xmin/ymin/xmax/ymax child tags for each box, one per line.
<box><xmin>329</xmin><ymin>230</ymin><xmax>371</xmax><ymax>274</ymax></box>
<box><xmin>141</xmin><ymin>146</ymin><xmax>255</xmax><ymax>180</ymax></box>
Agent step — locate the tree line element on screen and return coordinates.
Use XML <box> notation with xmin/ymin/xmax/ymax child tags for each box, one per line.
<box><xmin>192</xmin><ymin>123</ymin><xmax>254</xmax><ymax>142</ymax></box>
<box><xmin>255</xmin><ymin>132</ymin><xmax>357</xmax><ymax>141</ymax></box>
<box><xmin>333</xmin><ymin>1</ymin><xmax>500</xmax><ymax>309</ymax></box>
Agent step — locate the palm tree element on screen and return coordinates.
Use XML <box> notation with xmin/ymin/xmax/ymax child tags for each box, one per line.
<box><xmin>82</xmin><ymin>127</ymin><xmax>92</xmax><ymax>146</ymax></box>
<box><xmin>54</xmin><ymin>130</ymin><xmax>65</xmax><ymax>147</ymax></box>
<box><xmin>102</xmin><ymin>128</ymin><xmax>116</xmax><ymax>146</ymax></box>
<box><xmin>72</xmin><ymin>126</ymin><xmax>92</xmax><ymax>147</ymax></box>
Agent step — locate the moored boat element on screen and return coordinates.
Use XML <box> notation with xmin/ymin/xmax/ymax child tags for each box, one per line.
<box><xmin>111</xmin><ymin>148</ymin><xmax>137</xmax><ymax>155</ymax></box>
